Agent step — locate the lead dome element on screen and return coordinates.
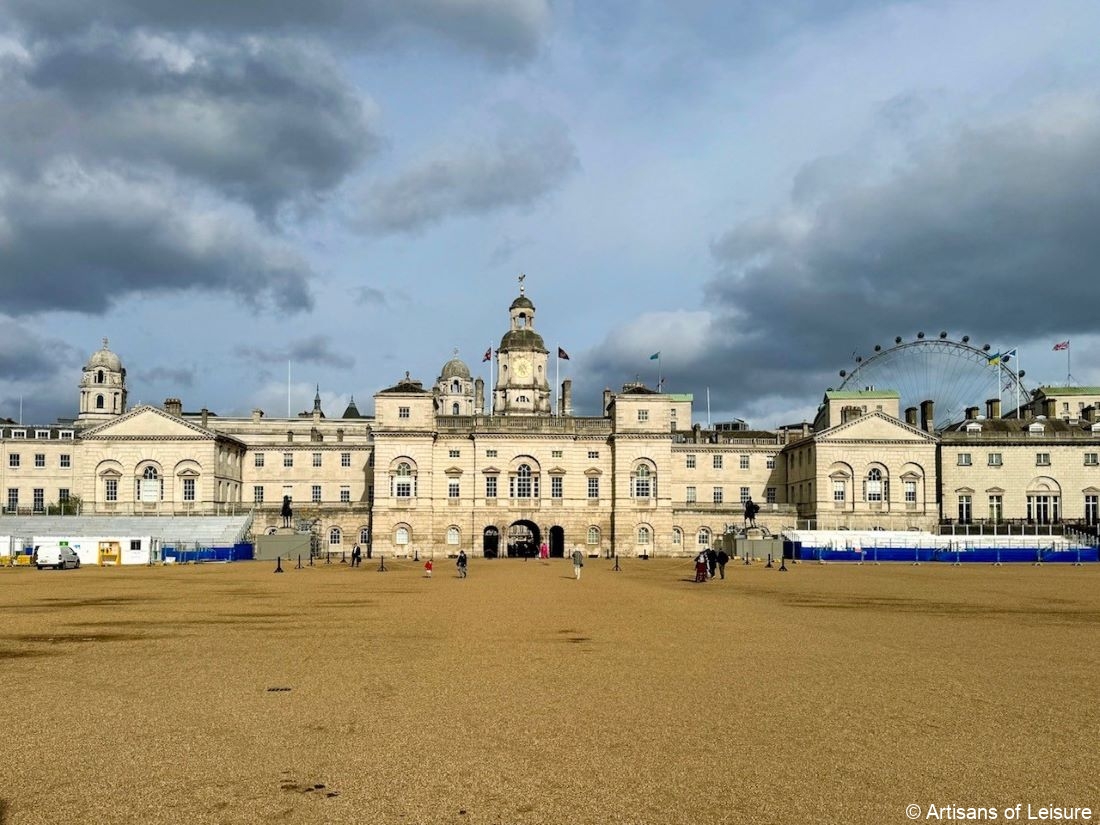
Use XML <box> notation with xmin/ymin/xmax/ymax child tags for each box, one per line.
<box><xmin>441</xmin><ymin>357</ymin><xmax>471</xmax><ymax>380</ymax></box>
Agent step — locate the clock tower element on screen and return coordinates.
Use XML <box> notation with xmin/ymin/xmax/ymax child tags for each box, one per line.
<box><xmin>494</xmin><ymin>275</ymin><xmax>551</xmax><ymax>415</ymax></box>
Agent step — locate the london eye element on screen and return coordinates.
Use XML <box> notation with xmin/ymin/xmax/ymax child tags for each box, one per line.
<box><xmin>836</xmin><ymin>333</ymin><xmax>1029</xmax><ymax>430</ymax></box>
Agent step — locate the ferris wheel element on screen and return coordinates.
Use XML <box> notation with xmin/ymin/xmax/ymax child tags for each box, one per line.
<box><xmin>836</xmin><ymin>332</ymin><xmax>1029</xmax><ymax>430</ymax></box>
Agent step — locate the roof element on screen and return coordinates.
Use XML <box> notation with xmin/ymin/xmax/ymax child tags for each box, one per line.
<box><xmin>498</xmin><ymin>328</ymin><xmax>547</xmax><ymax>352</ymax></box>
<box><xmin>825</xmin><ymin>389</ymin><xmax>900</xmax><ymax>400</ymax></box>
<box><xmin>440</xmin><ymin>357</ymin><xmax>471</xmax><ymax>380</ymax></box>
<box><xmin>509</xmin><ymin>295</ymin><xmax>534</xmax><ymax>310</ymax></box>
<box><xmin>943</xmin><ymin>416</ymin><xmax>1097</xmax><ymax>435</ymax></box>
<box><xmin>1035</xmin><ymin>386</ymin><xmax>1100</xmax><ymax>396</ymax></box>
<box><xmin>377</xmin><ymin>374</ymin><xmax>430</xmax><ymax>395</ymax></box>
<box><xmin>342</xmin><ymin>397</ymin><xmax>363</xmax><ymax>419</ymax></box>
<box><xmin>619</xmin><ymin>385</ymin><xmax>659</xmax><ymax>395</ymax></box>
<box><xmin>667</xmin><ymin>394</ymin><xmax>694</xmax><ymax>402</ymax></box>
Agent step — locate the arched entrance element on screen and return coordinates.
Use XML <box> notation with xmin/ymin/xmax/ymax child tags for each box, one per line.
<box><xmin>507</xmin><ymin>520</ymin><xmax>541</xmax><ymax>558</ymax></box>
<box><xmin>549</xmin><ymin>525</ymin><xmax>565</xmax><ymax>558</ymax></box>
<box><xmin>483</xmin><ymin>526</ymin><xmax>500</xmax><ymax>558</ymax></box>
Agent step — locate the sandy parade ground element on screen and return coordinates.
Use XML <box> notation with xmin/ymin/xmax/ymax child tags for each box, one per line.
<box><xmin>1</xmin><ymin>555</ymin><xmax>1098</xmax><ymax>825</ymax></box>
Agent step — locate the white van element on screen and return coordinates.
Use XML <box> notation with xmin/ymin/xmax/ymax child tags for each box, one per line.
<box><xmin>34</xmin><ymin>544</ymin><xmax>81</xmax><ymax>570</ymax></box>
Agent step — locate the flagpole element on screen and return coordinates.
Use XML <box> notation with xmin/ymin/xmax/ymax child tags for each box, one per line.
<box><xmin>1016</xmin><ymin>350</ymin><xmax>1022</xmax><ymax>419</ymax></box>
<box><xmin>555</xmin><ymin>342</ymin><xmax>560</xmax><ymax>416</ymax></box>
<box><xmin>287</xmin><ymin>361</ymin><xmax>291</xmax><ymax>419</ymax></box>
<box><xmin>706</xmin><ymin>387</ymin><xmax>711</xmax><ymax>429</ymax></box>
<box><xmin>1067</xmin><ymin>343</ymin><xmax>1072</xmax><ymax>385</ymax></box>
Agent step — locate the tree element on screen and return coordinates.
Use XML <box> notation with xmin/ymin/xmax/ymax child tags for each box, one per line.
<box><xmin>46</xmin><ymin>495</ymin><xmax>83</xmax><ymax>515</ymax></box>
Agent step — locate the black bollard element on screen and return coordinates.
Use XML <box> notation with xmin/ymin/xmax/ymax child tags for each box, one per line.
<box><xmin>341</xmin><ymin>551</ymin><xmax>347</xmax><ymax>564</ymax></box>
<box><xmin>378</xmin><ymin>553</ymin><xmax>386</xmax><ymax>572</ymax></box>
<box><xmin>308</xmin><ymin>553</ymin><xmax>314</xmax><ymax>567</ymax></box>
<box><xmin>766</xmin><ymin>553</ymin><xmax>774</xmax><ymax>569</ymax></box>
<box><xmin>779</xmin><ymin>555</ymin><xmax>788</xmax><ymax>572</ymax></box>
<box><xmin>414</xmin><ymin>548</ymin><xmax>419</xmax><ymax>562</ymax></box>
<box><xmin>296</xmin><ymin>554</ymin><xmax>302</xmax><ymax>569</ymax></box>
<box><xmin>613</xmin><ymin>553</ymin><xmax>621</xmax><ymax>572</ymax></box>
<box><xmin>326</xmin><ymin>552</ymin><xmax>331</xmax><ymax>565</ymax></box>
<box><xmin>274</xmin><ymin>556</ymin><xmax>284</xmax><ymax>574</ymax></box>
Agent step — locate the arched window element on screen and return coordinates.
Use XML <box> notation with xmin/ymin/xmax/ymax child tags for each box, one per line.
<box><xmin>697</xmin><ymin>528</ymin><xmax>711</xmax><ymax>546</ymax></box>
<box><xmin>96</xmin><ymin>394</ymin><xmax>105</xmax><ymax>409</ymax></box>
<box><xmin>329</xmin><ymin>528</ymin><xmax>342</xmax><ymax>546</ymax></box>
<box><xmin>672</xmin><ymin>528</ymin><xmax>683</xmax><ymax>546</ymax></box>
<box><xmin>515</xmin><ymin>464</ymin><xmax>533</xmax><ymax>498</ymax></box>
<box><xmin>633</xmin><ymin>465</ymin><xmax>653</xmax><ymax>498</ymax></box>
<box><xmin>447</xmin><ymin>526</ymin><xmax>460</xmax><ymax>545</ymax></box>
<box><xmin>143</xmin><ymin>467</ymin><xmax>159</xmax><ymax>480</ymax></box>
<box><xmin>452</xmin><ymin>402</ymin><xmax>460</xmax><ymax>415</ymax></box>
<box><xmin>452</xmin><ymin>380</ymin><xmax>461</xmax><ymax>393</ymax></box>
<box><xmin>587</xmin><ymin>526</ymin><xmax>600</xmax><ymax>545</ymax></box>
<box><xmin>96</xmin><ymin>370</ymin><xmax>104</xmax><ymax>384</ymax></box>
<box><xmin>865</xmin><ymin>468</ymin><xmax>885</xmax><ymax>502</ymax></box>
<box><xmin>359</xmin><ymin>527</ymin><xmax>370</xmax><ymax>544</ymax></box>
<box><xmin>637</xmin><ymin>525</ymin><xmax>651</xmax><ymax>545</ymax></box>
<box><xmin>393</xmin><ymin>462</ymin><xmax>414</xmax><ymax>498</ymax></box>
<box><xmin>395</xmin><ymin>526</ymin><xmax>409</xmax><ymax>545</ymax></box>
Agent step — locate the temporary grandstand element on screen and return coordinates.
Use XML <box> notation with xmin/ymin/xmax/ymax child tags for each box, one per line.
<box><xmin>782</xmin><ymin>529</ymin><xmax>1098</xmax><ymax>564</ymax></box>
<box><xmin>0</xmin><ymin>514</ymin><xmax>253</xmax><ymax>563</ymax></box>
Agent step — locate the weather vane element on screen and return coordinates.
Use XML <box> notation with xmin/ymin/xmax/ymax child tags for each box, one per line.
<box><xmin>518</xmin><ymin>272</ymin><xmax>526</xmax><ymax>295</ymax></box>
<box><xmin>453</xmin><ymin>347</ymin><xmax>460</xmax><ymax>357</ymax></box>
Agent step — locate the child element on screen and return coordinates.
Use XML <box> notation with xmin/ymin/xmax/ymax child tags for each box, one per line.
<box><xmin>424</xmin><ymin>559</ymin><xmax>433</xmax><ymax>578</ymax></box>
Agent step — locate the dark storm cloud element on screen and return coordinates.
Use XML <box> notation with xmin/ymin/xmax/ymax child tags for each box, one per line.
<box><xmin>0</xmin><ymin>164</ymin><xmax>315</xmax><ymax>314</ymax></box>
<box><xmin>235</xmin><ymin>335</ymin><xmax>354</xmax><ymax>369</ymax></box>
<box><xmin>140</xmin><ymin>367</ymin><xmax>196</xmax><ymax>388</ymax></box>
<box><xmin>5</xmin><ymin>34</ymin><xmax>377</xmax><ymax>217</ymax></box>
<box><xmin>358</xmin><ymin>121</ymin><xmax>579</xmax><ymax>234</ymax></box>
<box><xmin>4</xmin><ymin>0</ymin><xmax>552</xmax><ymax>63</ymax></box>
<box><xmin>0</xmin><ymin>318</ymin><xmax>76</xmax><ymax>380</ymax></box>
<box><xmin>355</xmin><ymin>287</ymin><xmax>387</xmax><ymax>306</ymax></box>
<box><xmin>579</xmin><ymin>98</ymin><xmax>1100</xmax><ymax>423</ymax></box>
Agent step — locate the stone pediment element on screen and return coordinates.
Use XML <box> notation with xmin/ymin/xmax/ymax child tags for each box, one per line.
<box><xmin>817</xmin><ymin>411</ymin><xmax>936</xmax><ymax>444</ymax></box>
<box><xmin>82</xmin><ymin>405</ymin><xmax>215</xmax><ymax>440</ymax></box>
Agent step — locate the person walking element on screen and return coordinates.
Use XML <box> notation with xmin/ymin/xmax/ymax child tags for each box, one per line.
<box><xmin>351</xmin><ymin>545</ymin><xmax>362</xmax><ymax>567</ymax></box>
<box><xmin>456</xmin><ymin>550</ymin><xmax>468</xmax><ymax>579</ymax></box>
<box><xmin>424</xmin><ymin>558</ymin><xmax>433</xmax><ymax>578</ymax></box>
<box><xmin>571</xmin><ymin>546</ymin><xmax>584</xmax><ymax>580</ymax></box>
<box><xmin>716</xmin><ymin>549</ymin><xmax>729</xmax><ymax>579</ymax></box>
<box><xmin>694</xmin><ymin>550</ymin><xmax>708</xmax><ymax>583</ymax></box>
<box><xmin>706</xmin><ymin>547</ymin><xmax>718</xmax><ymax>579</ymax></box>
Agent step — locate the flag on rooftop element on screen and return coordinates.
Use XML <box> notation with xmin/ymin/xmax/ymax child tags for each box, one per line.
<box><xmin>1053</xmin><ymin>341</ymin><xmax>1070</xmax><ymax>351</ymax></box>
<box><xmin>482</xmin><ymin>347</ymin><xmax>492</xmax><ymax>362</ymax></box>
<box><xmin>649</xmin><ymin>351</ymin><xmax>660</xmax><ymax>360</ymax></box>
<box><xmin>557</xmin><ymin>347</ymin><xmax>570</xmax><ymax>360</ymax></box>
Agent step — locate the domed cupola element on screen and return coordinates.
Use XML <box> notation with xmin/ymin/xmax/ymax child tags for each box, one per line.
<box><xmin>78</xmin><ymin>337</ymin><xmax>128</xmax><ymax>424</ymax></box>
<box><xmin>437</xmin><ymin>350</ymin><xmax>474</xmax><ymax>416</ymax></box>
<box><xmin>494</xmin><ymin>274</ymin><xmax>551</xmax><ymax>416</ymax></box>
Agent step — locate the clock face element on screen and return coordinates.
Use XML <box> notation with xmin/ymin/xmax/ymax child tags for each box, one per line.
<box><xmin>513</xmin><ymin>356</ymin><xmax>531</xmax><ymax>378</ymax></box>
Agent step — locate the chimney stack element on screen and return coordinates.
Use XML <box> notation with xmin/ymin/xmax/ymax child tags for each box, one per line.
<box><xmin>603</xmin><ymin>388</ymin><xmax>613</xmax><ymax>416</ymax></box>
<box><xmin>905</xmin><ymin>407</ymin><xmax>918</xmax><ymax>426</ymax></box>
<box><xmin>164</xmin><ymin>398</ymin><xmax>182</xmax><ymax>417</ymax></box>
<box><xmin>1044</xmin><ymin>398</ymin><xmax>1058</xmax><ymax>419</ymax></box>
<box><xmin>474</xmin><ymin>377</ymin><xmax>485</xmax><ymax>415</ymax></box>
<box><xmin>200</xmin><ymin>407</ymin><xmax>209</xmax><ymax>428</ymax></box>
<box><xmin>965</xmin><ymin>406</ymin><xmax>979</xmax><ymax>421</ymax></box>
<box><xmin>985</xmin><ymin>398</ymin><xmax>1001</xmax><ymax>419</ymax></box>
<box><xmin>561</xmin><ymin>379</ymin><xmax>573</xmax><ymax>417</ymax></box>
<box><xmin>919</xmin><ymin>399</ymin><xmax>935</xmax><ymax>433</ymax></box>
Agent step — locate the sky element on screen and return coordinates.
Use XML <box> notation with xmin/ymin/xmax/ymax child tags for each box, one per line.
<box><xmin>2</xmin><ymin>0</ymin><xmax>1100</xmax><ymax>428</ymax></box>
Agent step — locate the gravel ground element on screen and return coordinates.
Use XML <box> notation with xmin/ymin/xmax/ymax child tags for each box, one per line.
<box><xmin>1</xmin><ymin>557</ymin><xmax>1098</xmax><ymax>825</ymax></box>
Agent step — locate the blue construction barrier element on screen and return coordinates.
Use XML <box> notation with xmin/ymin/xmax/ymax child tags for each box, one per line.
<box><xmin>162</xmin><ymin>543</ymin><xmax>254</xmax><ymax>563</ymax></box>
<box><xmin>795</xmin><ymin>545</ymin><xmax>1099</xmax><ymax>564</ymax></box>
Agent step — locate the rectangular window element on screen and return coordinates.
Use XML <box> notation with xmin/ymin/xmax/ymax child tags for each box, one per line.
<box><xmin>398</xmin><ymin>406</ymin><xmax>410</xmax><ymax>419</ymax></box>
<box><xmin>713</xmin><ymin>454</ymin><xmax>723</xmax><ymax>469</ymax></box>
<box><xmin>485</xmin><ymin>476</ymin><xmax>498</xmax><ymax>498</ymax></box>
<box><xmin>766</xmin><ymin>486</ymin><xmax>777</xmax><ymax>504</ymax></box>
<box><xmin>60</xmin><ymin>454</ymin><xmax>71</xmax><ymax>468</ymax></box>
<box><xmin>395</xmin><ymin>480</ymin><xmax>411</xmax><ymax>498</ymax></box>
<box><xmin>448</xmin><ymin>480</ymin><xmax>460</xmax><ymax>499</ymax></box>
<box><xmin>766</xmin><ymin>455</ymin><xmax>775</xmax><ymax>469</ymax></box>
<box><xmin>988</xmin><ymin>453</ymin><xmax>1003</xmax><ymax>467</ymax></box>
<box><xmin>552</xmin><ymin>450</ymin><xmax>563</xmax><ymax>459</ymax></box>
<box><xmin>255</xmin><ymin>453</ymin><xmax>265</xmax><ymax>467</ymax></box>
<box><xmin>740</xmin><ymin>486</ymin><xmax>750</xmax><ymax>503</ymax></box>
<box><xmin>6</xmin><ymin>488</ymin><xmax>17</xmax><ymax>511</ymax></box>
<box><xmin>60</xmin><ymin>430</ymin><xmax>73</xmax><ymax>440</ymax></box>
<box><xmin>587</xmin><ymin>477</ymin><xmax>599</xmax><ymax>499</ymax></box>
<box><xmin>34</xmin><ymin>453</ymin><xmax>45</xmax><ymax>468</ymax></box>
<box><xmin>449</xmin><ymin>449</ymin><xmax>460</xmax><ymax>458</ymax></box>
<box><xmin>33</xmin><ymin>488</ymin><xmax>44</xmax><ymax>512</ymax></box>
<box><xmin>686</xmin><ymin>486</ymin><xmax>696</xmax><ymax>504</ymax></box>
<box><xmin>311</xmin><ymin>485</ymin><xmax>322</xmax><ymax>503</ymax></box>
<box><xmin>686</xmin><ymin>454</ymin><xmax>696</xmax><ymax>469</ymax></box>
<box><xmin>637</xmin><ymin>409</ymin><xmax>649</xmax><ymax>422</ymax></box>
<box><xmin>904</xmin><ymin>480</ymin><xmax>917</xmax><ymax>503</ymax></box>
<box><xmin>588</xmin><ymin>450</ymin><xmax>600</xmax><ymax>459</ymax></box>
<box><xmin>957</xmin><ymin>453</ymin><xmax>971</xmax><ymax>466</ymax></box>
<box><xmin>58</xmin><ymin>488</ymin><xmax>69</xmax><ymax>503</ymax></box>
<box><xmin>1085</xmin><ymin>453</ymin><xmax>1099</xmax><ymax>466</ymax></box>
<box><xmin>486</xmin><ymin>449</ymin><xmax>497</xmax><ymax>458</ymax></box>
<box><xmin>713</xmin><ymin>487</ymin><xmax>723</xmax><ymax>504</ymax></box>
<box><xmin>8</xmin><ymin>454</ymin><xmax>19</xmax><ymax>468</ymax></box>
<box><xmin>989</xmin><ymin>494</ymin><xmax>1003</xmax><ymax>523</ymax></box>
<box><xmin>283</xmin><ymin>453</ymin><xmax>293</xmax><ymax>468</ymax></box>
<box><xmin>312</xmin><ymin>452</ymin><xmax>322</xmax><ymax>468</ymax></box>
<box><xmin>35</xmin><ymin>430</ymin><xmax>49</xmax><ymax>439</ymax></box>
<box><xmin>958</xmin><ymin>494</ymin><xmax>972</xmax><ymax>524</ymax></box>
<box><xmin>341</xmin><ymin>452</ymin><xmax>351</xmax><ymax>467</ymax></box>
<box><xmin>833</xmin><ymin>481</ymin><xmax>845</xmax><ymax>502</ymax></box>
<box><xmin>1036</xmin><ymin>453</ymin><xmax>1051</xmax><ymax>466</ymax></box>
<box><xmin>551</xmin><ymin>476</ymin><xmax>563</xmax><ymax>498</ymax></box>
<box><xmin>105</xmin><ymin>479</ymin><xmax>117</xmax><ymax>502</ymax></box>
<box><xmin>1085</xmin><ymin>494</ymin><xmax>1098</xmax><ymax>526</ymax></box>
<box><xmin>11</xmin><ymin>430</ymin><xmax>24</xmax><ymax>439</ymax></box>
<box><xmin>739</xmin><ymin>455</ymin><xmax>750</xmax><ymax>470</ymax></box>
<box><xmin>183</xmin><ymin>478</ymin><xmax>195</xmax><ymax>502</ymax></box>
<box><xmin>253</xmin><ymin>486</ymin><xmax>264</xmax><ymax>504</ymax></box>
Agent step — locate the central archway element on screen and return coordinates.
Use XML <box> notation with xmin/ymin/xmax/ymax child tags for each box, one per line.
<box><xmin>549</xmin><ymin>525</ymin><xmax>565</xmax><ymax>558</ymax></box>
<box><xmin>507</xmin><ymin>520</ymin><xmax>541</xmax><ymax>558</ymax></box>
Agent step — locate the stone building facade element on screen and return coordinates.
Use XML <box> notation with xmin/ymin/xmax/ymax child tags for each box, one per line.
<box><xmin>3</xmin><ymin>289</ymin><xmax>1100</xmax><ymax>554</ymax></box>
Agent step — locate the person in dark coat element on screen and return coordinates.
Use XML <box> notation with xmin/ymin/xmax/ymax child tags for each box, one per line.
<box><xmin>716</xmin><ymin>549</ymin><xmax>729</xmax><ymax>579</ymax></box>
<box><xmin>456</xmin><ymin>550</ymin><xmax>468</xmax><ymax>579</ymax></box>
<box><xmin>281</xmin><ymin>495</ymin><xmax>293</xmax><ymax>528</ymax></box>
<box><xmin>706</xmin><ymin>548</ymin><xmax>718</xmax><ymax>579</ymax></box>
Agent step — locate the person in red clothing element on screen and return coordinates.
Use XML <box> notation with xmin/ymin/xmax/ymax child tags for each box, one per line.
<box><xmin>424</xmin><ymin>559</ymin><xmax>433</xmax><ymax>578</ymax></box>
